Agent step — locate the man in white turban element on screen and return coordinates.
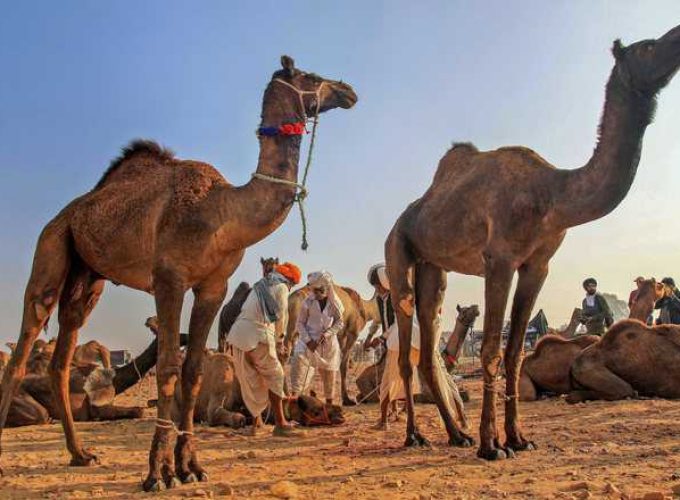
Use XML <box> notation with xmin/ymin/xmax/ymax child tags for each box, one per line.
<box><xmin>290</xmin><ymin>271</ymin><xmax>345</xmax><ymax>404</ymax></box>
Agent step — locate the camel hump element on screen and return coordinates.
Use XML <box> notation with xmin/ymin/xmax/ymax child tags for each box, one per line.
<box><xmin>447</xmin><ymin>142</ymin><xmax>479</xmax><ymax>154</ymax></box>
<box><xmin>94</xmin><ymin>139</ymin><xmax>175</xmax><ymax>190</ymax></box>
<box><xmin>339</xmin><ymin>286</ymin><xmax>365</xmax><ymax>318</ymax></box>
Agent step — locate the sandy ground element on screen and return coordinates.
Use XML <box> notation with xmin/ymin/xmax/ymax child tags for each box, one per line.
<box><xmin>1</xmin><ymin>378</ymin><xmax>680</xmax><ymax>499</ymax></box>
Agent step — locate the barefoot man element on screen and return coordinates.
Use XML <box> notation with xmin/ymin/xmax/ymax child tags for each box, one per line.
<box><xmin>290</xmin><ymin>271</ymin><xmax>344</xmax><ymax>404</ymax></box>
<box><xmin>227</xmin><ymin>262</ymin><xmax>302</xmax><ymax>437</ymax></box>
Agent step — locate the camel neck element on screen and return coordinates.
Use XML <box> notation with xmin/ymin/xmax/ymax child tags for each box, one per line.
<box><xmin>216</xmin><ymin>81</ymin><xmax>305</xmax><ymax>249</ymax></box>
<box><xmin>445</xmin><ymin>318</ymin><xmax>470</xmax><ymax>356</ymax></box>
<box><xmin>555</xmin><ymin>70</ymin><xmax>657</xmax><ymax>228</ymax></box>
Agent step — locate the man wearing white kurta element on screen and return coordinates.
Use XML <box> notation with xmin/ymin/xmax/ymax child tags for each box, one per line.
<box><xmin>290</xmin><ymin>271</ymin><xmax>344</xmax><ymax>404</ymax></box>
<box><xmin>227</xmin><ymin>263</ymin><xmax>301</xmax><ymax>436</ymax></box>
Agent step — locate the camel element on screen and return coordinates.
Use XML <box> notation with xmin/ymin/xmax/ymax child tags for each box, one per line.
<box><xmin>0</xmin><ymin>56</ymin><xmax>356</xmax><ymax>490</ymax></box>
<box><xmin>441</xmin><ymin>304</ymin><xmax>481</xmax><ymax>372</ymax></box>
<box><xmin>0</xmin><ymin>352</ymin><xmax>8</xmax><ymax>373</ymax></box>
<box><xmin>519</xmin><ymin>279</ymin><xmax>665</xmax><ymax>402</ymax></box>
<box><xmin>518</xmin><ymin>334</ymin><xmax>600</xmax><ymax>401</ymax></box>
<box><xmin>0</xmin><ymin>332</ymin><xmax>178</xmax><ymax>428</ymax></box>
<box><xmin>283</xmin><ymin>283</ymin><xmax>370</xmax><ymax>405</ymax></box>
<box><xmin>179</xmin><ymin>350</ymin><xmax>344</xmax><ymax>428</ymax></box>
<box><xmin>567</xmin><ymin>319</ymin><xmax>680</xmax><ymax>403</ymax></box>
<box><xmin>356</xmin><ymin>305</ymin><xmax>478</xmax><ymax>430</ymax></box>
<box><xmin>73</xmin><ymin>341</ymin><xmax>111</xmax><ymax>369</ymax></box>
<box><xmin>629</xmin><ymin>278</ymin><xmax>664</xmax><ymax>322</ymax></box>
<box><xmin>260</xmin><ymin>257</ymin><xmax>279</xmax><ymax>277</ymax></box>
<box><xmin>384</xmin><ymin>25</ymin><xmax>680</xmax><ymax>459</ymax></box>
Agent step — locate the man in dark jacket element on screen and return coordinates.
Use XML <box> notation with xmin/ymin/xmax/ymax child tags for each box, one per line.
<box><xmin>655</xmin><ymin>277</ymin><xmax>680</xmax><ymax>325</ymax></box>
<box><xmin>580</xmin><ymin>278</ymin><xmax>614</xmax><ymax>336</ymax></box>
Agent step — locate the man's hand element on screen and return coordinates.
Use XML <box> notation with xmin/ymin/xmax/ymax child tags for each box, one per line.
<box><xmin>306</xmin><ymin>340</ymin><xmax>318</xmax><ymax>352</ymax></box>
<box><xmin>369</xmin><ymin>337</ymin><xmax>383</xmax><ymax>349</ymax></box>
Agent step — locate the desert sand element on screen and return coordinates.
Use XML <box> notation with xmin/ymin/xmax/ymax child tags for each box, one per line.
<box><xmin>1</xmin><ymin>378</ymin><xmax>679</xmax><ymax>499</ymax></box>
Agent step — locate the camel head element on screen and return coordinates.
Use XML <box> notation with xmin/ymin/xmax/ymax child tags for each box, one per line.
<box><xmin>630</xmin><ymin>278</ymin><xmax>665</xmax><ymax>322</ymax></box>
<box><xmin>612</xmin><ymin>23</ymin><xmax>680</xmax><ymax>95</ymax></box>
<box><xmin>287</xmin><ymin>394</ymin><xmax>345</xmax><ymax>426</ymax></box>
<box><xmin>456</xmin><ymin>304</ymin><xmax>480</xmax><ymax>328</ymax></box>
<box><xmin>267</xmin><ymin>55</ymin><xmax>357</xmax><ymax>118</ymax></box>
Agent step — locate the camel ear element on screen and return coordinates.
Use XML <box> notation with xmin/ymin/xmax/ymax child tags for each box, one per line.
<box><xmin>456</xmin><ymin>304</ymin><xmax>461</xmax><ymax>313</ymax></box>
<box><xmin>281</xmin><ymin>55</ymin><xmax>296</xmax><ymax>76</ymax></box>
<box><xmin>260</xmin><ymin>257</ymin><xmax>265</xmax><ymax>264</ymax></box>
<box><xmin>612</xmin><ymin>39</ymin><xmax>626</xmax><ymax>60</ymax></box>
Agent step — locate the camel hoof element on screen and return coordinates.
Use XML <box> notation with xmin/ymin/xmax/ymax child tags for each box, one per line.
<box><xmin>449</xmin><ymin>435</ymin><xmax>475</xmax><ymax>448</ymax></box>
<box><xmin>181</xmin><ymin>472</ymin><xmax>198</xmax><ymax>484</ymax></box>
<box><xmin>342</xmin><ymin>398</ymin><xmax>357</xmax><ymax>407</ymax></box>
<box><xmin>166</xmin><ymin>476</ymin><xmax>181</xmax><ymax>489</ymax></box>
<box><xmin>404</xmin><ymin>432</ymin><xmax>431</xmax><ymax>448</ymax></box>
<box><xmin>197</xmin><ymin>471</ymin><xmax>209</xmax><ymax>482</ymax></box>
<box><xmin>142</xmin><ymin>478</ymin><xmax>166</xmax><ymax>493</ymax></box>
<box><xmin>69</xmin><ymin>454</ymin><xmax>99</xmax><ymax>467</ymax></box>
<box><xmin>506</xmin><ymin>440</ymin><xmax>537</xmax><ymax>453</ymax></box>
<box><xmin>476</xmin><ymin>447</ymin><xmax>507</xmax><ymax>461</ymax></box>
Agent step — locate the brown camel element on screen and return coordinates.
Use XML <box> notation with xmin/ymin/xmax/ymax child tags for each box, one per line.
<box><xmin>629</xmin><ymin>278</ymin><xmax>664</xmax><ymax>322</ymax></box>
<box><xmin>0</xmin><ymin>332</ymin><xmax>178</xmax><ymax>428</ymax></box>
<box><xmin>441</xmin><ymin>304</ymin><xmax>481</xmax><ymax>372</ymax></box>
<box><xmin>356</xmin><ymin>304</ymin><xmax>478</xmax><ymax>429</ymax></box>
<box><xmin>0</xmin><ymin>353</ymin><xmax>8</xmax><ymax>373</ymax></box>
<box><xmin>518</xmin><ymin>334</ymin><xmax>600</xmax><ymax>401</ymax></box>
<box><xmin>567</xmin><ymin>319</ymin><xmax>680</xmax><ymax>403</ymax></box>
<box><xmin>178</xmin><ymin>351</ymin><xmax>344</xmax><ymax>428</ymax></box>
<box><xmin>283</xmin><ymin>283</ymin><xmax>369</xmax><ymax>405</ymax></box>
<box><xmin>0</xmin><ymin>56</ymin><xmax>356</xmax><ymax>490</ymax></box>
<box><xmin>384</xmin><ymin>25</ymin><xmax>680</xmax><ymax>459</ymax></box>
<box><xmin>518</xmin><ymin>284</ymin><xmax>660</xmax><ymax>402</ymax></box>
<box><xmin>260</xmin><ymin>257</ymin><xmax>280</xmax><ymax>277</ymax></box>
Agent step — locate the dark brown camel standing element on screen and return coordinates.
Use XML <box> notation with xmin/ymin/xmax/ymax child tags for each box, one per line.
<box><xmin>0</xmin><ymin>56</ymin><xmax>356</xmax><ymax>491</ymax></box>
<box><xmin>385</xmin><ymin>25</ymin><xmax>680</xmax><ymax>459</ymax></box>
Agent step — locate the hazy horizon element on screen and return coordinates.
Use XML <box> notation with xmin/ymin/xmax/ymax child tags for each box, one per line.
<box><xmin>1</xmin><ymin>2</ymin><xmax>680</xmax><ymax>352</ymax></box>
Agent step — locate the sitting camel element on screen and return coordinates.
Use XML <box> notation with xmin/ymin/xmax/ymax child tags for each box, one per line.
<box><xmin>176</xmin><ymin>350</ymin><xmax>345</xmax><ymax>428</ymax></box>
<box><xmin>0</xmin><ymin>332</ymin><xmax>173</xmax><ymax>428</ymax></box>
<box><xmin>518</xmin><ymin>334</ymin><xmax>600</xmax><ymax>401</ymax></box>
<box><xmin>567</xmin><ymin>319</ymin><xmax>680</xmax><ymax>403</ymax></box>
<box><xmin>629</xmin><ymin>278</ymin><xmax>664</xmax><ymax>322</ymax></box>
<box><xmin>519</xmin><ymin>279</ymin><xmax>663</xmax><ymax>401</ymax></box>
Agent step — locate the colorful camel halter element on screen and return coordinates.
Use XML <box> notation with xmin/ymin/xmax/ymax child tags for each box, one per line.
<box><xmin>252</xmin><ymin>78</ymin><xmax>327</xmax><ymax>250</ymax></box>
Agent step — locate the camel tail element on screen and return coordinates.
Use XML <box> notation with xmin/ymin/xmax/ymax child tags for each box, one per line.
<box><xmin>0</xmin><ymin>213</ymin><xmax>73</xmax><ymax>464</ymax></box>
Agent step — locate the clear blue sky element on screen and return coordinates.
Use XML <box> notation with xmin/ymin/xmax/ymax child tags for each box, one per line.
<box><xmin>1</xmin><ymin>1</ymin><xmax>679</xmax><ymax>351</ymax></box>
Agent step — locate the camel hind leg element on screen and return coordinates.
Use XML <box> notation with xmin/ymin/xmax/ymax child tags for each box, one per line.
<box><xmin>49</xmin><ymin>260</ymin><xmax>105</xmax><ymax>466</ymax></box>
<box><xmin>385</xmin><ymin>227</ymin><xmax>423</xmax><ymax>446</ymax></box>
<box><xmin>566</xmin><ymin>350</ymin><xmax>635</xmax><ymax>403</ymax></box>
<box><xmin>0</xmin><ymin>218</ymin><xmax>71</xmax><ymax>472</ymax></box>
<box><xmin>415</xmin><ymin>261</ymin><xmax>474</xmax><ymax>447</ymax></box>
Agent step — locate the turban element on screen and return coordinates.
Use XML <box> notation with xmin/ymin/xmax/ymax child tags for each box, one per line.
<box><xmin>275</xmin><ymin>262</ymin><xmax>302</xmax><ymax>285</ymax></box>
<box><xmin>308</xmin><ymin>270</ymin><xmax>344</xmax><ymax>316</ymax></box>
<box><xmin>367</xmin><ymin>263</ymin><xmax>390</xmax><ymax>291</ymax></box>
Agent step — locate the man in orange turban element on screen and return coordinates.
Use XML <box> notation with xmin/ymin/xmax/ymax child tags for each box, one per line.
<box><xmin>227</xmin><ymin>261</ymin><xmax>302</xmax><ymax>437</ymax></box>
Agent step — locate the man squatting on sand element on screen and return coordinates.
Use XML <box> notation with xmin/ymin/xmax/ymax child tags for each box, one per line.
<box><xmin>225</xmin><ymin>262</ymin><xmax>302</xmax><ymax>437</ymax></box>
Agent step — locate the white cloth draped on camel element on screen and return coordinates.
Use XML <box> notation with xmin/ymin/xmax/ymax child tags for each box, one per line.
<box><xmin>291</xmin><ymin>271</ymin><xmax>344</xmax><ymax>399</ymax></box>
<box><xmin>226</xmin><ymin>281</ymin><xmax>289</xmax><ymax>417</ymax></box>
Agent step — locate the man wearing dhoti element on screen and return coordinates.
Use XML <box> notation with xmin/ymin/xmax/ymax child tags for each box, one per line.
<box><xmin>290</xmin><ymin>271</ymin><xmax>344</xmax><ymax>404</ymax></box>
<box><xmin>227</xmin><ymin>262</ymin><xmax>302</xmax><ymax>437</ymax></box>
<box><xmin>367</xmin><ymin>263</ymin><xmax>421</xmax><ymax>430</ymax></box>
